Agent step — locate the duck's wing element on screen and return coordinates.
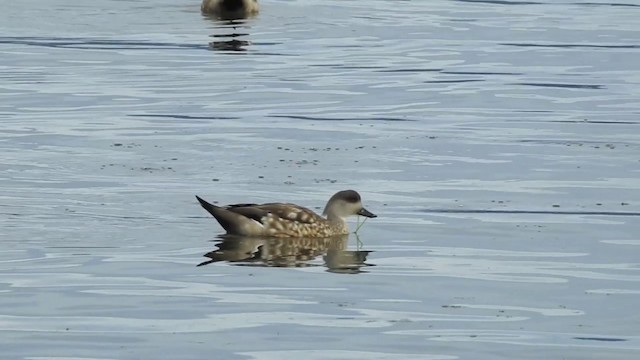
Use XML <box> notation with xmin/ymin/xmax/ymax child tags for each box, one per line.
<box><xmin>227</xmin><ymin>203</ymin><xmax>323</xmax><ymax>224</ymax></box>
<box><xmin>258</xmin><ymin>203</ymin><xmax>325</xmax><ymax>224</ymax></box>
<box><xmin>224</xmin><ymin>204</ymin><xmax>270</xmax><ymax>224</ymax></box>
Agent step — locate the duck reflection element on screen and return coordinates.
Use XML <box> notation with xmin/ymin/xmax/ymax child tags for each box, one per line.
<box><xmin>198</xmin><ymin>234</ymin><xmax>373</xmax><ymax>273</ymax></box>
<box><xmin>205</xmin><ymin>19</ymin><xmax>253</xmax><ymax>52</ymax></box>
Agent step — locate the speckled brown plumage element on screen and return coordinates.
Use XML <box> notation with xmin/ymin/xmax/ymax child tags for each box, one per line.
<box><xmin>195</xmin><ymin>190</ymin><xmax>376</xmax><ymax>237</ymax></box>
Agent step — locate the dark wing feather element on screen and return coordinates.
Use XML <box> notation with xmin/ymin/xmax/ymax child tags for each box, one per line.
<box><xmin>226</xmin><ymin>203</ymin><xmax>260</xmax><ymax>208</ymax></box>
<box><xmin>223</xmin><ymin>202</ymin><xmax>324</xmax><ymax>225</ymax></box>
<box><xmin>225</xmin><ymin>205</ymin><xmax>270</xmax><ymax>223</ymax></box>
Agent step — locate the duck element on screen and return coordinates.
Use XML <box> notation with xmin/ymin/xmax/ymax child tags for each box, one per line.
<box><xmin>195</xmin><ymin>190</ymin><xmax>377</xmax><ymax>237</ymax></box>
<box><xmin>201</xmin><ymin>0</ymin><xmax>259</xmax><ymax>19</ymax></box>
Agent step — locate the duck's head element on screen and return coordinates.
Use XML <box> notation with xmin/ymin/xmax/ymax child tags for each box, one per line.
<box><xmin>201</xmin><ymin>0</ymin><xmax>260</xmax><ymax>20</ymax></box>
<box><xmin>323</xmin><ymin>190</ymin><xmax>377</xmax><ymax>220</ymax></box>
<box><xmin>221</xmin><ymin>0</ymin><xmax>255</xmax><ymax>11</ymax></box>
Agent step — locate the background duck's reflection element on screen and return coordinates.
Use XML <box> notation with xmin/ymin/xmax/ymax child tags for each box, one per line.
<box><xmin>198</xmin><ymin>234</ymin><xmax>373</xmax><ymax>273</ymax></box>
<box><xmin>204</xmin><ymin>17</ymin><xmax>254</xmax><ymax>52</ymax></box>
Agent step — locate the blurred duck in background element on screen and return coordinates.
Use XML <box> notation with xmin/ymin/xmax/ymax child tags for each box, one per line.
<box><xmin>201</xmin><ymin>0</ymin><xmax>259</xmax><ymax>20</ymax></box>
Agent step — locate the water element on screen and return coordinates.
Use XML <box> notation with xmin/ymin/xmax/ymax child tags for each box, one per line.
<box><xmin>1</xmin><ymin>0</ymin><xmax>639</xmax><ymax>359</ymax></box>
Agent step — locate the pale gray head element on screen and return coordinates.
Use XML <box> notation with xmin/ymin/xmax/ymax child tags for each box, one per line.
<box><xmin>322</xmin><ymin>190</ymin><xmax>377</xmax><ymax>220</ymax></box>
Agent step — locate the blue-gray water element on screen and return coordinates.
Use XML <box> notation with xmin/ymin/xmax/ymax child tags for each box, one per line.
<box><xmin>1</xmin><ymin>0</ymin><xmax>640</xmax><ymax>359</ymax></box>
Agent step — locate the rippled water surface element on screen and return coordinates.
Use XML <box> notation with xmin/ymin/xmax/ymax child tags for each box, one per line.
<box><xmin>1</xmin><ymin>0</ymin><xmax>640</xmax><ymax>359</ymax></box>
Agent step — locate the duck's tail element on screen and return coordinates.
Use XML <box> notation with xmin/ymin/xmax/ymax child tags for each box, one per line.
<box><xmin>196</xmin><ymin>195</ymin><xmax>219</xmax><ymax>217</ymax></box>
<box><xmin>195</xmin><ymin>195</ymin><xmax>257</xmax><ymax>235</ymax></box>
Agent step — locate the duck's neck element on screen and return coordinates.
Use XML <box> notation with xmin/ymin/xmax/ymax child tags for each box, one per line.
<box><xmin>325</xmin><ymin>213</ymin><xmax>347</xmax><ymax>234</ymax></box>
<box><xmin>326</xmin><ymin>213</ymin><xmax>347</xmax><ymax>225</ymax></box>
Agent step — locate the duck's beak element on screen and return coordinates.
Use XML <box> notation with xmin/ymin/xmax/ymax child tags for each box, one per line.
<box><xmin>357</xmin><ymin>207</ymin><xmax>377</xmax><ymax>218</ymax></box>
